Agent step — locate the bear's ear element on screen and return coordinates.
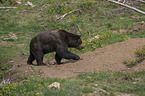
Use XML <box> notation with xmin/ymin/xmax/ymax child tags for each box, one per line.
<box><xmin>77</xmin><ymin>34</ymin><xmax>81</xmax><ymax>37</ymax></box>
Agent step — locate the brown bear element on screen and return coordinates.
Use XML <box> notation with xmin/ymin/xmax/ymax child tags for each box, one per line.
<box><xmin>27</xmin><ymin>29</ymin><xmax>84</xmax><ymax>66</ymax></box>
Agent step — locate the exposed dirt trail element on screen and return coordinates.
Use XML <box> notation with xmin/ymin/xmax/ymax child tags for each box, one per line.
<box><xmin>11</xmin><ymin>38</ymin><xmax>145</xmax><ymax>78</ymax></box>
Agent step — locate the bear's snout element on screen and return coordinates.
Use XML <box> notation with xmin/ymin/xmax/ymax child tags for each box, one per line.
<box><xmin>76</xmin><ymin>44</ymin><xmax>84</xmax><ymax>50</ymax></box>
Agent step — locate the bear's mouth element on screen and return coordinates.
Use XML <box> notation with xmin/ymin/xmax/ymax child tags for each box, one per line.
<box><xmin>76</xmin><ymin>44</ymin><xmax>84</xmax><ymax>50</ymax></box>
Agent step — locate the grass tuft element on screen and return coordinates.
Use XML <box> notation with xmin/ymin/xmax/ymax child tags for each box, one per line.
<box><xmin>123</xmin><ymin>45</ymin><xmax>145</xmax><ymax>68</ymax></box>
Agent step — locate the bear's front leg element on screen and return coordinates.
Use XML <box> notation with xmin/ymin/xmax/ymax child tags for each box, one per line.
<box><xmin>57</xmin><ymin>49</ymin><xmax>80</xmax><ymax>61</ymax></box>
<box><xmin>55</xmin><ymin>53</ymin><xmax>62</xmax><ymax>64</ymax></box>
<box><xmin>56</xmin><ymin>44</ymin><xmax>80</xmax><ymax>63</ymax></box>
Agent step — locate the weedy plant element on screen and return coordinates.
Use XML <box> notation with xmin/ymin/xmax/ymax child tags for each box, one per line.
<box><xmin>136</xmin><ymin>45</ymin><xmax>145</xmax><ymax>58</ymax></box>
<box><xmin>123</xmin><ymin>45</ymin><xmax>145</xmax><ymax>67</ymax></box>
<box><xmin>123</xmin><ymin>59</ymin><xmax>138</xmax><ymax>68</ymax></box>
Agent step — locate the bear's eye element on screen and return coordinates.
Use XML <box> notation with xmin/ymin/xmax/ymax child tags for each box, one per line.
<box><xmin>77</xmin><ymin>39</ymin><xmax>82</xmax><ymax>45</ymax></box>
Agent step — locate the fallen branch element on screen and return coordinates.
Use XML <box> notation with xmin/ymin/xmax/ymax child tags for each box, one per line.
<box><xmin>57</xmin><ymin>9</ymin><xmax>81</xmax><ymax>20</ymax></box>
<box><xmin>0</xmin><ymin>78</ymin><xmax>11</xmax><ymax>87</ymax></box>
<box><xmin>118</xmin><ymin>0</ymin><xmax>126</xmax><ymax>3</ymax></box>
<box><xmin>6</xmin><ymin>65</ymin><xmax>15</xmax><ymax>72</ymax></box>
<box><xmin>76</xmin><ymin>23</ymin><xmax>82</xmax><ymax>31</ymax></box>
<box><xmin>139</xmin><ymin>0</ymin><xmax>145</xmax><ymax>3</ymax></box>
<box><xmin>0</xmin><ymin>7</ymin><xmax>17</xmax><ymax>9</ymax></box>
<box><xmin>108</xmin><ymin>0</ymin><xmax>145</xmax><ymax>15</ymax></box>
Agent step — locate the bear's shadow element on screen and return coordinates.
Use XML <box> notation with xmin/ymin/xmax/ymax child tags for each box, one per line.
<box><xmin>49</xmin><ymin>59</ymin><xmax>80</xmax><ymax>65</ymax></box>
<box><xmin>30</xmin><ymin>59</ymin><xmax>81</xmax><ymax>66</ymax></box>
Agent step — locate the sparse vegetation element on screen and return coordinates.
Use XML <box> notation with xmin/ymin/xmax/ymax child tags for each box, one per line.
<box><xmin>0</xmin><ymin>0</ymin><xmax>145</xmax><ymax>95</ymax></box>
<box><xmin>123</xmin><ymin>59</ymin><xmax>138</xmax><ymax>68</ymax></box>
<box><xmin>0</xmin><ymin>71</ymin><xmax>144</xmax><ymax>96</ymax></box>
<box><xmin>123</xmin><ymin>45</ymin><xmax>145</xmax><ymax>68</ymax></box>
<box><xmin>0</xmin><ymin>63</ymin><xmax>13</xmax><ymax>82</ymax></box>
<box><xmin>136</xmin><ymin>45</ymin><xmax>145</xmax><ymax>58</ymax></box>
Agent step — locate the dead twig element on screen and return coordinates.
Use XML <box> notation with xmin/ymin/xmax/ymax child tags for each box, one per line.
<box><xmin>57</xmin><ymin>9</ymin><xmax>81</xmax><ymax>20</ymax></box>
<box><xmin>76</xmin><ymin>23</ymin><xmax>82</xmax><ymax>31</ymax></box>
<box><xmin>139</xmin><ymin>0</ymin><xmax>145</xmax><ymax>3</ymax></box>
<box><xmin>108</xmin><ymin>0</ymin><xmax>145</xmax><ymax>15</ymax></box>
<box><xmin>118</xmin><ymin>0</ymin><xmax>125</xmax><ymax>3</ymax></box>
<box><xmin>0</xmin><ymin>7</ymin><xmax>17</xmax><ymax>9</ymax></box>
<box><xmin>6</xmin><ymin>65</ymin><xmax>15</xmax><ymax>72</ymax></box>
<box><xmin>0</xmin><ymin>78</ymin><xmax>11</xmax><ymax>87</ymax></box>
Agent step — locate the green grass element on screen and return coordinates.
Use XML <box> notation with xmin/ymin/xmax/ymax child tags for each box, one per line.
<box><xmin>77</xmin><ymin>71</ymin><xmax>145</xmax><ymax>95</ymax></box>
<box><xmin>0</xmin><ymin>71</ymin><xmax>144</xmax><ymax>96</ymax></box>
<box><xmin>0</xmin><ymin>77</ymin><xmax>84</xmax><ymax>96</ymax></box>
<box><xmin>0</xmin><ymin>0</ymin><xmax>145</xmax><ymax>95</ymax></box>
<box><xmin>1</xmin><ymin>0</ymin><xmax>145</xmax><ymax>63</ymax></box>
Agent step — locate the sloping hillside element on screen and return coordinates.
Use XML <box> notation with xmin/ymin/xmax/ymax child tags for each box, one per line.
<box><xmin>10</xmin><ymin>38</ymin><xmax>145</xmax><ymax>79</ymax></box>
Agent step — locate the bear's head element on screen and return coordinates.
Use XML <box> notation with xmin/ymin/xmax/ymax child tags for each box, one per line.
<box><xmin>74</xmin><ymin>35</ymin><xmax>84</xmax><ymax>50</ymax></box>
<box><xmin>68</xmin><ymin>34</ymin><xmax>84</xmax><ymax>50</ymax></box>
<box><xmin>58</xmin><ymin>29</ymin><xmax>84</xmax><ymax>50</ymax></box>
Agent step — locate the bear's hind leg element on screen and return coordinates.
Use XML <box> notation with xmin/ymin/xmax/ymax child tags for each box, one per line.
<box><xmin>35</xmin><ymin>52</ymin><xmax>45</xmax><ymax>66</ymax></box>
<box><xmin>27</xmin><ymin>52</ymin><xmax>35</xmax><ymax>65</ymax></box>
<box><xmin>55</xmin><ymin>53</ymin><xmax>62</xmax><ymax>64</ymax></box>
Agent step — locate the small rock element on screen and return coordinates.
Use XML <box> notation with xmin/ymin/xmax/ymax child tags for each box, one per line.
<box><xmin>48</xmin><ymin>82</ymin><xmax>60</xmax><ymax>89</ymax></box>
<box><xmin>8</xmin><ymin>33</ymin><xmax>18</xmax><ymax>40</ymax></box>
<box><xmin>17</xmin><ymin>44</ymin><xmax>24</xmax><ymax>47</ymax></box>
<box><xmin>89</xmin><ymin>35</ymin><xmax>99</xmax><ymax>42</ymax></box>
<box><xmin>94</xmin><ymin>84</ymin><xmax>98</xmax><ymax>86</ymax></box>
<box><xmin>16</xmin><ymin>0</ymin><xmax>22</xmax><ymax>4</ymax></box>
<box><xmin>19</xmin><ymin>36</ymin><xmax>26</xmax><ymax>38</ymax></box>
<box><xmin>120</xmin><ymin>29</ymin><xmax>128</xmax><ymax>33</ymax></box>
<box><xmin>99</xmin><ymin>89</ymin><xmax>110</xmax><ymax>95</ymax></box>
<box><xmin>27</xmin><ymin>1</ymin><xmax>35</xmax><ymax>7</ymax></box>
<box><xmin>9</xmin><ymin>61</ymin><xmax>14</xmax><ymax>63</ymax></box>
<box><xmin>3</xmin><ymin>38</ymin><xmax>11</xmax><ymax>40</ymax></box>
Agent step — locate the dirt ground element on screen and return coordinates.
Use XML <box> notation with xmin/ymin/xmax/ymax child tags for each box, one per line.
<box><xmin>10</xmin><ymin>38</ymin><xmax>145</xmax><ymax>78</ymax></box>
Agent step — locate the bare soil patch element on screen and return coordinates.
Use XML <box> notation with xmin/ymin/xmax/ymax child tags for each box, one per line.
<box><xmin>10</xmin><ymin>38</ymin><xmax>145</xmax><ymax>78</ymax></box>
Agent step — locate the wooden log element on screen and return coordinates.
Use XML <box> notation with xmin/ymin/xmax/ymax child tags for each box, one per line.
<box><xmin>108</xmin><ymin>0</ymin><xmax>145</xmax><ymax>15</ymax></box>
